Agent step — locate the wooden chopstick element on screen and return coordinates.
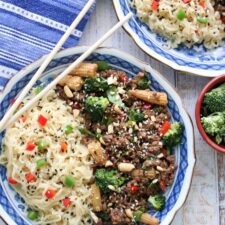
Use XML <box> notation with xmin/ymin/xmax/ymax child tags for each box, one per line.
<box><xmin>0</xmin><ymin>0</ymin><xmax>95</xmax><ymax>131</ymax></box>
<box><xmin>0</xmin><ymin>13</ymin><xmax>133</xmax><ymax>132</ymax></box>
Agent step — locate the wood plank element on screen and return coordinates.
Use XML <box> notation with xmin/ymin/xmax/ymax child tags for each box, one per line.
<box><xmin>174</xmin><ymin>73</ymin><xmax>219</xmax><ymax>225</ymax></box>
<box><xmin>1</xmin><ymin>0</ymin><xmax>222</xmax><ymax>225</ymax></box>
<box><xmin>217</xmin><ymin>153</ymin><xmax>225</xmax><ymax>225</ymax></box>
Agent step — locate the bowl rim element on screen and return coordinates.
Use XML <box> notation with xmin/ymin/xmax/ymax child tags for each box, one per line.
<box><xmin>195</xmin><ymin>74</ymin><xmax>225</xmax><ymax>153</ymax></box>
<box><xmin>0</xmin><ymin>46</ymin><xmax>195</xmax><ymax>225</ymax></box>
<box><xmin>112</xmin><ymin>0</ymin><xmax>225</xmax><ymax>77</ymax></box>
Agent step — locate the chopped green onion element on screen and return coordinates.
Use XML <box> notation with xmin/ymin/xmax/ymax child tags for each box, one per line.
<box><xmin>95</xmin><ymin>133</ymin><xmax>102</xmax><ymax>140</ymax></box>
<box><xmin>36</xmin><ymin>158</ymin><xmax>46</xmax><ymax>169</ymax></box>
<box><xmin>176</xmin><ymin>10</ymin><xmax>186</xmax><ymax>20</ymax></box>
<box><xmin>133</xmin><ymin>211</ymin><xmax>143</xmax><ymax>222</ymax></box>
<box><xmin>37</xmin><ymin>140</ymin><xmax>48</xmax><ymax>151</ymax></box>
<box><xmin>13</xmin><ymin>108</ymin><xmax>19</xmax><ymax>115</ymax></box>
<box><xmin>96</xmin><ymin>61</ymin><xmax>110</xmax><ymax>71</ymax></box>
<box><xmin>101</xmin><ymin>116</ymin><xmax>113</xmax><ymax>126</ymax></box>
<box><xmin>27</xmin><ymin>210</ymin><xmax>38</xmax><ymax>220</ymax></box>
<box><xmin>34</xmin><ymin>84</ymin><xmax>44</xmax><ymax>95</ymax></box>
<box><xmin>106</xmin><ymin>86</ymin><xmax>125</xmax><ymax>108</ymax></box>
<box><xmin>64</xmin><ymin>125</ymin><xmax>73</xmax><ymax>135</ymax></box>
<box><xmin>197</xmin><ymin>17</ymin><xmax>208</xmax><ymax>24</ymax></box>
<box><xmin>64</xmin><ymin>175</ymin><xmax>75</xmax><ymax>188</ymax></box>
<box><xmin>79</xmin><ymin>128</ymin><xmax>96</xmax><ymax>138</ymax></box>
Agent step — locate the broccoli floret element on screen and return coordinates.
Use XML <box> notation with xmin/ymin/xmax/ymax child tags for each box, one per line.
<box><xmin>137</xmin><ymin>75</ymin><xmax>151</xmax><ymax>89</ymax></box>
<box><xmin>203</xmin><ymin>83</ymin><xmax>225</xmax><ymax>114</ymax></box>
<box><xmin>163</xmin><ymin>122</ymin><xmax>183</xmax><ymax>148</ymax></box>
<box><xmin>85</xmin><ymin>96</ymin><xmax>109</xmax><ymax>122</ymax></box>
<box><xmin>96</xmin><ymin>61</ymin><xmax>110</xmax><ymax>71</ymax></box>
<box><xmin>95</xmin><ymin>168</ymin><xmax>126</xmax><ymax>193</ymax></box>
<box><xmin>84</xmin><ymin>77</ymin><xmax>109</xmax><ymax>93</ymax></box>
<box><xmin>220</xmin><ymin>127</ymin><xmax>225</xmax><ymax>144</ymax></box>
<box><xmin>148</xmin><ymin>194</ymin><xmax>166</xmax><ymax>211</ymax></box>
<box><xmin>128</xmin><ymin>109</ymin><xmax>145</xmax><ymax>122</ymax></box>
<box><xmin>201</xmin><ymin>112</ymin><xmax>225</xmax><ymax>144</ymax></box>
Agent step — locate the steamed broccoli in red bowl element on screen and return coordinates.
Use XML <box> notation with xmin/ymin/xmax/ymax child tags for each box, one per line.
<box><xmin>200</xmin><ymin>82</ymin><xmax>225</xmax><ymax>145</ymax></box>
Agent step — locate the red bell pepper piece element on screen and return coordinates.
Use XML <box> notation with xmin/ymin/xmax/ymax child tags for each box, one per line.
<box><xmin>26</xmin><ymin>141</ymin><xmax>36</xmax><ymax>151</ymax></box>
<box><xmin>199</xmin><ymin>1</ymin><xmax>206</xmax><ymax>9</ymax></box>
<box><xmin>159</xmin><ymin>180</ymin><xmax>167</xmax><ymax>192</ymax></box>
<box><xmin>25</xmin><ymin>173</ymin><xmax>36</xmax><ymax>183</ymax></box>
<box><xmin>118</xmin><ymin>74</ymin><xmax>129</xmax><ymax>82</ymax></box>
<box><xmin>37</xmin><ymin>115</ymin><xmax>48</xmax><ymax>126</ymax></box>
<box><xmin>183</xmin><ymin>0</ymin><xmax>191</xmax><ymax>3</ymax></box>
<box><xmin>62</xmin><ymin>197</ymin><xmax>71</xmax><ymax>207</ymax></box>
<box><xmin>143</xmin><ymin>102</ymin><xmax>152</xmax><ymax>109</ymax></box>
<box><xmin>8</xmin><ymin>177</ymin><xmax>18</xmax><ymax>185</ymax></box>
<box><xmin>152</xmin><ymin>0</ymin><xmax>159</xmax><ymax>10</ymax></box>
<box><xmin>159</xmin><ymin>121</ymin><xmax>171</xmax><ymax>136</ymax></box>
<box><xmin>130</xmin><ymin>184</ymin><xmax>139</xmax><ymax>193</ymax></box>
<box><xmin>45</xmin><ymin>189</ymin><xmax>56</xmax><ymax>199</ymax></box>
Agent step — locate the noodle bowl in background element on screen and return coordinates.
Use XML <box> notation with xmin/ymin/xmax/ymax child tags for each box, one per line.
<box><xmin>130</xmin><ymin>0</ymin><xmax>225</xmax><ymax>49</ymax></box>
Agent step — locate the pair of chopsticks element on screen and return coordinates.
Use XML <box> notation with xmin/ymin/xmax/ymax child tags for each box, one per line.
<box><xmin>0</xmin><ymin>0</ymin><xmax>132</xmax><ymax>133</ymax></box>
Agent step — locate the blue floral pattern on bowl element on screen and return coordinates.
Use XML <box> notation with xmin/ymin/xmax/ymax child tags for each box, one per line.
<box><xmin>113</xmin><ymin>0</ymin><xmax>225</xmax><ymax>77</ymax></box>
<box><xmin>0</xmin><ymin>47</ymin><xmax>195</xmax><ymax>225</ymax></box>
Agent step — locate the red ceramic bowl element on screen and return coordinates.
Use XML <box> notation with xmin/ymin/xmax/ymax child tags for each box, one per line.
<box><xmin>195</xmin><ymin>74</ymin><xmax>225</xmax><ymax>153</ymax></box>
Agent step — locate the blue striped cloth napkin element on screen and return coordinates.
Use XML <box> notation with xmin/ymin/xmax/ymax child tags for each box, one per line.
<box><xmin>0</xmin><ymin>0</ymin><xmax>95</xmax><ymax>92</ymax></box>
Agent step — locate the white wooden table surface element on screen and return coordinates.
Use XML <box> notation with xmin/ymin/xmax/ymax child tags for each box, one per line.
<box><xmin>0</xmin><ymin>1</ymin><xmax>223</xmax><ymax>224</ymax></box>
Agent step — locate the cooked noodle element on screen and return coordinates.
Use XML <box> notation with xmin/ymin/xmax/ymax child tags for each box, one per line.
<box><xmin>0</xmin><ymin>89</ymin><xmax>93</xmax><ymax>225</ymax></box>
<box><xmin>130</xmin><ymin>0</ymin><xmax>225</xmax><ymax>48</ymax></box>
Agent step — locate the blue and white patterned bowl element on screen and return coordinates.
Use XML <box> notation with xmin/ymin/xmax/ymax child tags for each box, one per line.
<box><xmin>0</xmin><ymin>47</ymin><xmax>195</xmax><ymax>225</ymax></box>
<box><xmin>113</xmin><ymin>0</ymin><xmax>225</xmax><ymax>77</ymax></box>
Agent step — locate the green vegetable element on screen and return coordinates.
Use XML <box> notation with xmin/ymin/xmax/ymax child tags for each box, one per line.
<box><xmin>96</xmin><ymin>212</ymin><xmax>110</xmax><ymax>221</ymax></box>
<box><xmin>176</xmin><ymin>10</ymin><xmax>186</xmax><ymax>20</ymax></box>
<box><xmin>64</xmin><ymin>125</ymin><xmax>73</xmax><ymax>134</ymax></box>
<box><xmin>85</xmin><ymin>96</ymin><xmax>109</xmax><ymax>122</ymax></box>
<box><xmin>96</xmin><ymin>61</ymin><xmax>110</xmax><ymax>71</ymax></box>
<box><xmin>133</xmin><ymin>211</ymin><xmax>143</xmax><ymax>222</ymax></box>
<box><xmin>95</xmin><ymin>168</ymin><xmax>125</xmax><ymax>193</ymax></box>
<box><xmin>101</xmin><ymin>116</ymin><xmax>113</xmax><ymax>125</ymax></box>
<box><xmin>27</xmin><ymin>210</ymin><xmax>38</xmax><ymax>220</ymax></box>
<box><xmin>153</xmin><ymin>106</ymin><xmax>164</xmax><ymax>113</ymax></box>
<box><xmin>64</xmin><ymin>175</ymin><xmax>75</xmax><ymax>188</ymax></box>
<box><xmin>163</xmin><ymin>122</ymin><xmax>183</xmax><ymax>148</ymax></box>
<box><xmin>34</xmin><ymin>84</ymin><xmax>44</xmax><ymax>95</ymax></box>
<box><xmin>84</xmin><ymin>77</ymin><xmax>108</xmax><ymax>93</ymax></box>
<box><xmin>13</xmin><ymin>108</ymin><xmax>19</xmax><ymax>115</ymax></box>
<box><xmin>137</xmin><ymin>75</ymin><xmax>151</xmax><ymax>89</ymax></box>
<box><xmin>148</xmin><ymin>195</ymin><xmax>166</xmax><ymax>211</ymax></box>
<box><xmin>197</xmin><ymin>17</ymin><xmax>208</xmax><ymax>24</ymax></box>
<box><xmin>201</xmin><ymin>112</ymin><xmax>225</xmax><ymax>144</ymax></box>
<box><xmin>148</xmin><ymin>181</ymin><xmax>158</xmax><ymax>190</ymax></box>
<box><xmin>203</xmin><ymin>83</ymin><xmax>225</xmax><ymax>114</ymax></box>
<box><xmin>79</xmin><ymin>127</ymin><xmax>102</xmax><ymax>140</ymax></box>
<box><xmin>37</xmin><ymin>140</ymin><xmax>48</xmax><ymax>151</ymax></box>
<box><xmin>128</xmin><ymin>109</ymin><xmax>145</xmax><ymax>122</ymax></box>
<box><xmin>220</xmin><ymin>127</ymin><xmax>225</xmax><ymax>144</ymax></box>
<box><xmin>106</xmin><ymin>86</ymin><xmax>125</xmax><ymax>107</ymax></box>
<box><xmin>36</xmin><ymin>158</ymin><xmax>46</xmax><ymax>169</ymax></box>
<box><xmin>79</xmin><ymin>128</ymin><xmax>96</xmax><ymax>138</ymax></box>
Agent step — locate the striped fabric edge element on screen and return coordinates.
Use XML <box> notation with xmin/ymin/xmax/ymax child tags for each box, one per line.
<box><xmin>0</xmin><ymin>0</ymin><xmax>83</xmax><ymax>38</ymax></box>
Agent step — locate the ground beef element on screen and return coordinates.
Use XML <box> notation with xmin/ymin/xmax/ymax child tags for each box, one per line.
<box><xmin>55</xmin><ymin>69</ymin><xmax>177</xmax><ymax>225</ymax></box>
